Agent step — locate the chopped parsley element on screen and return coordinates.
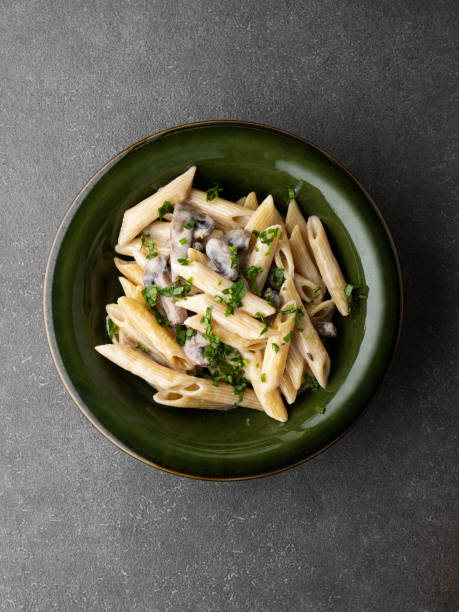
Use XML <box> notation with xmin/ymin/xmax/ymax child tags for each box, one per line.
<box><xmin>272</xmin><ymin>343</ymin><xmax>280</xmax><ymax>353</ymax></box>
<box><xmin>255</xmin><ymin>312</ymin><xmax>272</xmax><ymax>335</ymax></box>
<box><xmin>134</xmin><ymin>341</ymin><xmax>150</xmax><ymax>353</ymax></box>
<box><xmin>252</xmin><ymin>227</ymin><xmax>279</xmax><ymax>255</ymax></box>
<box><xmin>175</xmin><ymin>325</ymin><xmax>197</xmax><ymax>346</ymax></box>
<box><xmin>271</xmin><ymin>267</ymin><xmax>284</xmax><ymax>287</ymax></box>
<box><xmin>206</xmin><ymin>182</ymin><xmax>223</xmax><ymax>201</ymax></box>
<box><xmin>280</xmin><ymin>304</ymin><xmax>297</xmax><ymax>315</ymax></box>
<box><xmin>142</xmin><ymin>285</ymin><xmax>170</xmax><ymax>327</ymax></box>
<box><xmin>245</xmin><ymin>265</ymin><xmax>263</xmax><ymax>295</ymax></box>
<box><xmin>107</xmin><ymin>317</ymin><xmax>119</xmax><ymax>341</ymax></box>
<box><xmin>229</xmin><ymin>245</ymin><xmax>239</xmax><ymax>269</ymax></box>
<box><xmin>158</xmin><ymin>200</ymin><xmax>174</xmax><ymax>220</ymax></box>
<box><xmin>283</xmin><ymin>186</ymin><xmax>296</xmax><ymax>205</ymax></box>
<box><xmin>305</xmin><ymin>335</ymin><xmax>312</xmax><ymax>342</ymax></box>
<box><xmin>344</xmin><ymin>283</ymin><xmax>368</xmax><ymax>311</ymax></box>
<box><xmin>311</xmin><ymin>285</ymin><xmax>322</xmax><ymax>299</ymax></box>
<box><xmin>220</xmin><ymin>279</ymin><xmax>246</xmax><ymax>316</ymax></box>
<box><xmin>179</xmin><ymin>237</ymin><xmax>188</xmax><ymax>245</ymax></box>
<box><xmin>315</xmin><ymin>405</ymin><xmax>325</xmax><ymax>414</ymax></box>
<box><xmin>295</xmin><ymin>307</ymin><xmax>304</xmax><ymax>324</ymax></box>
<box><xmin>184</xmin><ymin>219</ymin><xmax>196</xmax><ymax>229</ymax></box>
<box><xmin>283</xmin><ymin>331</ymin><xmax>293</xmax><ymax>342</ymax></box>
<box><xmin>177</xmin><ymin>257</ymin><xmax>191</xmax><ymax>265</ymax></box>
<box><xmin>260</xmin><ymin>373</ymin><xmax>267</xmax><ymax>383</ymax></box>
<box><xmin>140</xmin><ymin>235</ymin><xmax>158</xmax><ymax>259</ymax></box>
<box><xmin>279</xmin><ymin>231</ymin><xmax>284</xmax><ymax>241</ymax></box>
<box><xmin>217</xmin><ymin>280</ymin><xmax>222</xmax><ymax>286</ymax></box>
<box><xmin>158</xmin><ymin>277</ymin><xmax>193</xmax><ymax>301</ymax></box>
<box><xmin>305</xmin><ymin>374</ymin><xmax>319</xmax><ymax>392</ymax></box>
<box><xmin>199</xmin><ymin>306</ymin><xmax>248</xmax><ymax>402</ymax></box>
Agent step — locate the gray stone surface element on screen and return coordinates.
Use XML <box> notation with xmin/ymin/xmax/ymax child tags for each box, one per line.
<box><xmin>1</xmin><ymin>1</ymin><xmax>458</xmax><ymax>610</ymax></box>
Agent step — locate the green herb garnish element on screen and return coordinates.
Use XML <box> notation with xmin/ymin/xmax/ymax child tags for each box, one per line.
<box><xmin>158</xmin><ymin>278</ymin><xmax>193</xmax><ymax>301</ymax></box>
<box><xmin>283</xmin><ymin>331</ymin><xmax>293</xmax><ymax>342</ymax></box>
<box><xmin>220</xmin><ymin>279</ymin><xmax>246</xmax><ymax>316</ymax></box>
<box><xmin>206</xmin><ymin>182</ymin><xmax>223</xmax><ymax>201</ymax></box>
<box><xmin>255</xmin><ymin>312</ymin><xmax>272</xmax><ymax>335</ymax></box>
<box><xmin>175</xmin><ymin>325</ymin><xmax>197</xmax><ymax>346</ymax></box>
<box><xmin>199</xmin><ymin>306</ymin><xmax>248</xmax><ymax>402</ymax></box>
<box><xmin>184</xmin><ymin>219</ymin><xmax>196</xmax><ymax>229</ymax></box>
<box><xmin>284</xmin><ymin>186</ymin><xmax>295</xmax><ymax>205</ymax></box>
<box><xmin>107</xmin><ymin>317</ymin><xmax>119</xmax><ymax>341</ymax></box>
<box><xmin>311</xmin><ymin>285</ymin><xmax>322</xmax><ymax>299</ymax></box>
<box><xmin>272</xmin><ymin>267</ymin><xmax>284</xmax><ymax>287</ymax></box>
<box><xmin>179</xmin><ymin>237</ymin><xmax>188</xmax><ymax>245</ymax></box>
<box><xmin>228</xmin><ymin>245</ymin><xmax>239</xmax><ymax>269</ymax></box>
<box><xmin>245</xmin><ymin>265</ymin><xmax>263</xmax><ymax>295</ymax></box>
<box><xmin>141</xmin><ymin>285</ymin><xmax>170</xmax><ymax>327</ymax></box>
<box><xmin>272</xmin><ymin>343</ymin><xmax>280</xmax><ymax>353</ymax></box>
<box><xmin>158</xmin><ymin>200</ymin><xmax>174</xmax><ymax>220</ymax></box>
<box><xmin>260</xmin><ymin>373</ymin><xmax>267</xmax><ymax>383</ymax></box>
<box><xmin>315</xmin><ymin>405</ymin><xmax>325</xmax><ymax>414</ymax></box>
<box><xmin>305</xmin><ymin>374</ymin><xmax>319</xmax><ymax>392</ymax></box>
<box><xmin>134</xmin><ymin>341</ymin><xmax>150</xmax><ymax>353</ymax></box>
<box><xmin>177</xmin><ymin>257</ymin><xmax>191</xmax><ymax>265</ymax></box>
<box><xmin>252</xmin><ymin>227</ymin><xmax>279</xmax><ymax>255</ymax></box>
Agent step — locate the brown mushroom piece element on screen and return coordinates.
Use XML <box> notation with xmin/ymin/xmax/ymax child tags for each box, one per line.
<box><xmin>143</xmin><ymin>256</ymin><xmax>188</xmax><ymax>326</ymax></box>
<box><xmin>205</xmin><ymin>237</ymin><xmax>239</xmax><ymax>281</ymax></box>
<box><xmin>182</xmin><ymin>332</ymin><xmax>209</xmax><ymax>367</ymax></box>
<box><xmin>222</xmin><ymin>229</ymin><xmax>251</xmax><ymax>251</ymax></box>
<box><xmin>170</xmin><ymin>202</ymin><xmax>215</xmax><ymax>278</ymax></box>
<box><xmin>313</xmin><ymin>321</ymin><xmax>337</xmax><ymax>338</ymax></box>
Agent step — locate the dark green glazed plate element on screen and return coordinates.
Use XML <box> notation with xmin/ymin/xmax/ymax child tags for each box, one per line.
<box><xmin>44</xmin><ymin>121</ymin><xmax>402</xmax><ymax>480</ymax></box>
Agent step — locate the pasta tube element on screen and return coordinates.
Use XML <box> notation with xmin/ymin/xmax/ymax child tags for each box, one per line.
<box><xmin>118</xmin><ymin>166</ymin><xmax>196</xmax><ymax>246</ymax></box>
<box><xmin>307</xmin><ymin>216</ymin><xmax>349</xmax><ymax>315</ymax></box>
<box><xmin>245</xmin><ymin>225</ymin><xmax>281</xmax><ymax>292</ymax></box>
<box><xmin>261</xmin><ymin>305</ymin><xmax>296</xmax><ymax>392</ymax></box>
<box><xmin>185</xmin><ymin>189</ymin><xmax>253</xmax><ymax>228</ymax></box>
<box><xmin>114</xmin><ymin>258</ymin><xmax>144</xmax><ymax>286</ymax></box>
<box><xmin>289</xmin><ymin>225</ymin><xmax>322</xmax><ymax>286</ymax></box>
<box><xmin>281</xmin><ymin>278</ymin><xmax>330</xmax><ymax>388</ymax></box>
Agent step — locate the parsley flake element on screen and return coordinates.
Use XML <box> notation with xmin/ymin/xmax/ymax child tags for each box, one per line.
<box><xmin>272</xmin><ymin>343</ymin><xmax>280</xmax><ymax>353</ymax></box>
<box><xmin>107</xmin><ymin>317</ymin><xmax>119</xmax><ymax>341</ymax></box>
<box><xmin>177</xmin><ymin>257</ymin><xmax>191</xmax><ymax>265</ymax></box>
<box><xmin>255</xmin><ymin>312</ymin><xmax>272</xmax><ymax>335</ymax></box>
<box><xmin>311</xmin><ymin>285</ymin><xmax>322</xmax><ymax>299</ymax></box>
<box><xmin>206</xmin><ymin>182</ymin><xmax>223</xmax><ymax>201</ymax></box>
<box><xmin>158</xmin><ymin>200</ymin><xmax>174</xmax><ymax>221</ymax></box>
<box><xmin>179</xmin><ymin>237</ymin><xmax>188</xmax><ymax>245</ymax></box>
<box><xmin>284</xmin><ymin>186</ymin><xmax>296</xmax><ymax>205</ymax></box>
<box><xmin>315</xmin><ymin>405</ymin><xmax>325</xmax><ymax>414</ymax></box>
<box><xmin>261</xmin><ymin>373</ymin><xmax>267</xmax><ymax>383</ymax></box>
<box><xmin>283</xmin><ymin>331</ymin><xmax>293</xmax><ymax>342</ymax></box>
<box><xmin>271</xmin><ymin>267</ymin><xmax>285</xmax><ymax>287</ymax></box>
<box><xmin>184</xmin><ymin>219</ymin><xmax>196</xmax><ymax>229</ymax></box>
<box><xmin>245</xmin><ymin>265</ymin><xmax>263</xmax><ymax>295</ymax></box>
<box><xmin>220</xmin><ymin>279</ymin><xmax>246</xmax><ymax>316</ymax></box>
<box><xmin>305</xmin><ymin>374</ymin><xmax>319</xmax><ymax>392</ymax></box>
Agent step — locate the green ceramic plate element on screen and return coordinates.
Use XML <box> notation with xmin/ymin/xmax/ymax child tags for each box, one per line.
<box><xmin>44</xmin><ymin>121</ymin><xmax>402</xmax><ymax>480</ymax></box>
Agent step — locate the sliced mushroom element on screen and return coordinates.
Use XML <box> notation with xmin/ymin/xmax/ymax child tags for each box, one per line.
<box><xmin>263</xmin><ymin>287</ymin><xmax>280</xmax><ymax>310</ymax></box>
<box><xmin>222</xmin><ymin>229</ymin><xmax>251</xmax><ymax>251</ymax></box>
<box><xmin>170</xmin><ymin>202</ymin><xmax>215</xmax><ymax>278</ymax></box>
<box><xmin>313</xmin><ymin>321</ymin><xmax>337</xmax><ymax>338</ymax></box>
<box><xmin>182</xmin><ymin>332</ymin><xmax>209</xmax><ymax>366</ymax></box>
<box><xmin>192</xmin><ymin>241</ymin><xmax>204</xmax><ymax>251</ymax></box>
<box><xmin>205</xmin><ymin>237</ymin><xmax>239</xmax><ymax>281</ymax></box>
<box><xmin>143</xmin><ymin>256</ymin><xmax>188</xmax><ymax>325</ymax></box>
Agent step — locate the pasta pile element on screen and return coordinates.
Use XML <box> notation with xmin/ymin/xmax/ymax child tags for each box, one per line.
<box><xmin>96</xmin><ymin>166</ymin><xmax>356</xmax><ymax>422</ymax></box>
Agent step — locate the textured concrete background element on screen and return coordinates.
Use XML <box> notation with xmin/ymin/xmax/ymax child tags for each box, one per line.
<box><xmin>1</xmin><ymin>1</ymin><xmax>458</xmax><ymax>611</ymax></box>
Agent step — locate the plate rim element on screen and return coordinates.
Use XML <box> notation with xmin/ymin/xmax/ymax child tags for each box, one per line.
<box><xmin>43</xmin><ymin>119</ymin><xmax>404</xmax><ymax>481</ymax></box>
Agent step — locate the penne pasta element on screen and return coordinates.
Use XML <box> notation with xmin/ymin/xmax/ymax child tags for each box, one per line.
<box><xmin>274</xmin><ymin>233</ymin><xmax>295</xmax><ymax>279</ymax></box>
<box><xmin>281</xmin><ymin>278</ymin><xmax>330</xmax><ymax>388</ymax></box>
<box><xmin>294</xmin><ymin>273</ymin><xmax>325</xmax><ymax>303</ymax></box>
<box><xmin>98</xmin><ymin>168</ymin><xmax>350</xmax><ymax>422</ymax></box>
<box><xmin>114</xmin><ymin>257</ymin><xmax>144</xmax><ymax>286</ymax></box>
<box><xmin>245</xmin><ymin>224</ymin><xmax>281</xmax><ymax>292</ymax></box>
<box><xmin>184</xmin><ymin>315</ymin><xmax>268</xmax><ymax>352</ymax></box>
<box><xmin>118</xmin><ymin>166</ymin><xmax>196</xmax><ymax>245</ymax></box>
<box><xmin>261</xmin><ymin>305</ymin><xmax>296</xmax><ymax>392</ymax></box>
<box><xmin>117</xmin><ymin>297</ymin><xmax>193</xmax><ymax>371</ymax></box>
<box><xmin>154</xmin><ymin>383</ymin><xmax>262</xmax><ymax>411</ymax></box>
<box><xmin>181</xmin><ymin>293</ymin><xmax>273</xmax><ymax>340</ymax></box>
<box><xmin>306</xmin><ymin>299</ymin><xmax>336</xmax><ymax>322</ymax></box>
<box><xmin>118</xmin><ymin>276</ymin><xmax>145</xmax><ymax>303</ymax></box>
<box><xmin>285</xmin><ymin>199</ymin><xmax>312</xmax><ymax>256</ymax></box>
<box><xmin>244</xmin><ymin>195</ymin><xmax>277</xmax><ymax>234</ymax></box>
<box><xmin>171</xmin><ymin>260</ymin><xmax>275</xmax><ymax>317</ymax></box>
<box><xmin>280</xmin><ymin>370</ymin><xmax>297</xmax><ymax>405</ymax></box>
<box><xmin>243</xmin><ymin>350</ymin><xmax>288</xmax><ymax>422</ymax></box>
<box><xmin>185</xmin><ymin>189</ymin><xmax>253</xmax><ymax>228</ymax></box>
<box><xmin>244</xmin><ymin>192</ymin><xmax>258</xmax><ymax>210</ymax></box>
<box><xmin>307</xmin><ymin>216</ymin><xmax>349</xmax><ymax>316</ymax></box>
<box><xmin>289</xmin><ymin>225</ymin><xmax>322</xmax><ymax>287</ymax></box>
